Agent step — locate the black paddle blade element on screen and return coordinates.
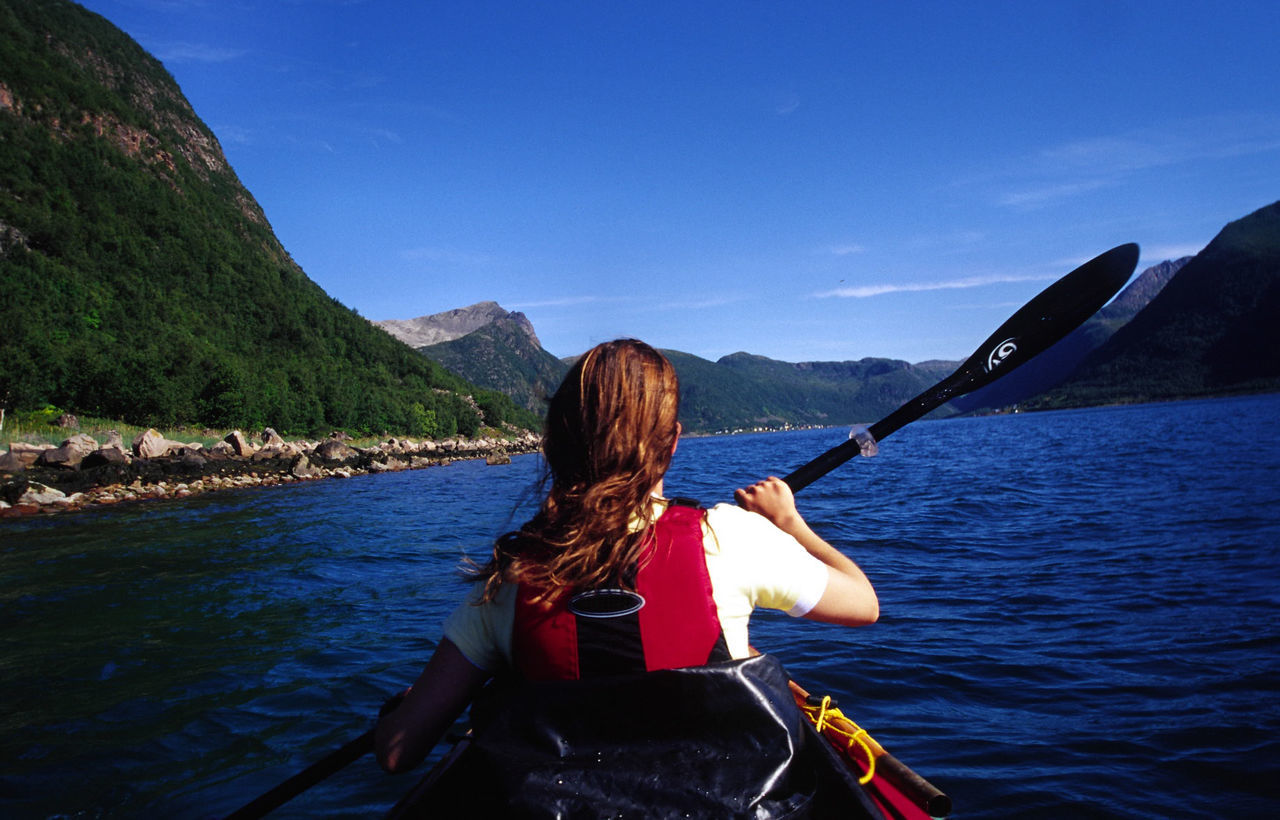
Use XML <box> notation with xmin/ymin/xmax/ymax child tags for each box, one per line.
<box><xmin>783</xmin><ymin>243</ymin><xmax>1140</xmax><ymax>492</ymax></box>
<box><xmin>947</xmin><ymin>242</ymin><xmax>1141</xmax><ymax>401</ymax></box>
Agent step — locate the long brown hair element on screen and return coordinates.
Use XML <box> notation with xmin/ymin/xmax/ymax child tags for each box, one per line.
<box><xmin>478</xmin><ymin>339</ymin><xmax>680</xmax><ymax>601</ymax></box>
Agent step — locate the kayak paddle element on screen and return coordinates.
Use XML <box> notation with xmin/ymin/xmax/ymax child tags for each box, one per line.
<box><xmin>222</xmin><ymin>728</ymin><xmax>374</xmax><ymax>820</ymax></box>
<box><xmin>783</xmin><ymin>242</ymin><xmax>1140</xmax><ymax>493</ymax></box>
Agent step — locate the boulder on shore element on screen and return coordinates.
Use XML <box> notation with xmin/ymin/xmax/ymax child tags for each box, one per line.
<box><xmin>0</xmin><ymin>449</ymin><xmax>26</xmax><ymax>473</ymax></box>
<box><xmin>133</xmin><ymin>429</ymin><xmax>182</xmax><ymax>459</ymax></box>
<box><xmin>18</xmin><ymin>482</ymin><xmax>66</xmax><ymax>505</ymax></box>
<box><xmin>207</xmin><ymin>440</ymin><xmax>236</xmax><ymax>458</ymax></box>
<box><xmin>290</xmin><ymin>454</ymin><xmax>320</xmax><ymax>478</ymax></box>
<box><xmin>7</xmin><ymin>442</ymin><xmax>53</xmax><ymax>467</ymax></box>
<box><xmin>178</xmin><ymin>448</ymin><xmax>208</xmax><ymax>469</ymax></box>
<box><xmin>225</xmin><ymin>430</ymin><xmax>256</xmax><ymax>457</ymax></box>
<box><xmin>37</xmin><ymin>433</ymin><xmax>100</xmax><ymax>469</ymax></box>
<box><xmin>313</xmin><ymin>438</ymin><xmax>358</xmax><ymax>463</ymax></box>
<box><xmin>81</xmin><ymin>447</ymin><xmax>130</xmax><ymax>469</ymax></box>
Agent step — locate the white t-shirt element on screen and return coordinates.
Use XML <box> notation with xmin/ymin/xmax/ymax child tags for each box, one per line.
<box><xmin>443</xmin><ymin>499</ymin><xmax>830</xmax><ymax>671</ymax></box>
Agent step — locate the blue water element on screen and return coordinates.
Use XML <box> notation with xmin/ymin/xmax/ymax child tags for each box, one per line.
<box><xmin>2</xmin><ymin>394</ymin><xmax>1278</xmax><ymax>818</ymax></box>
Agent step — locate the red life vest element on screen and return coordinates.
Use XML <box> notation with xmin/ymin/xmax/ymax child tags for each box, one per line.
<box><xmin>512</xmin><ymin>500</ymin><xmax>730</xmax><ymax>681</ymax></box>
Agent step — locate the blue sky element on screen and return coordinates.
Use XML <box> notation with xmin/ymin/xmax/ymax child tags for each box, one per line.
<box><xmin>78</xmin><ymin>0</ymin><xmax>1279</xmax><ymax>363</ymax></box>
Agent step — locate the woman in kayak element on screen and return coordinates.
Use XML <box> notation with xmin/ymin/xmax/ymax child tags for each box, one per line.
<box><xmin>376</xmin><ymin>338</ymin><xmax>878</xmax><ymax>774</ymax></box>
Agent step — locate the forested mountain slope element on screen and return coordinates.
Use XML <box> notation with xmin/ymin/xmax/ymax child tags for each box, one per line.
<box><xmin>0</xmin><ymin>0</ymin><xmax>532</xmax><ymax>437</ymax></box>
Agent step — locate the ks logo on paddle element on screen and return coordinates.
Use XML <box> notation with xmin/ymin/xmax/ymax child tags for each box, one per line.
<box><xmin>985</xmin><ymin>338</ymin><xmax>1018</xmax><ymax>372</ymax></box>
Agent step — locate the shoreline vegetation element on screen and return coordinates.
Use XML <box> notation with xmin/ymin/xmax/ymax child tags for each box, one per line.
<box><xmin>0</xmin><ymin>420</ymin><xmax>541</xmax><ymax>519</ymax></box>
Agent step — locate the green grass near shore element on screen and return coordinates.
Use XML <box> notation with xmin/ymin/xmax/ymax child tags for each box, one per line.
<box><xmin>1</xmin><ymin>405</ymin><xmax>524</xmax><ymax>452</ymax></box>
<box><xmin>2</xmin><ymin>406</ymin><xmax>227</xmax><ymax>450</ymax></box>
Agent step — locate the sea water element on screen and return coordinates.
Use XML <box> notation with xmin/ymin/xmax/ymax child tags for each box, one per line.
<box><xmin>2</xmin><ymin>394</ymin><xmax>1278</xmax><ymax>818</ymax></box>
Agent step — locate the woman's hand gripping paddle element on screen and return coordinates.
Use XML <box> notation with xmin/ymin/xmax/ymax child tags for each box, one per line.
<box><xmin>783</xmin><ymin>243</ymin><xmax>1141</xmax><ymax>493</ymax></box>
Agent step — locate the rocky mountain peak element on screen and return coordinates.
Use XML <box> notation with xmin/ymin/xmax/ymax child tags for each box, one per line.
<box><xmin>1099</xmin><ymin>257</ymin><xmax>1190</xmax><ymax>320</ymax></box>
<box><xmin>376</xmin><ymin>301</ymin><xmax>541</xmax><ymax>349</ymax></box>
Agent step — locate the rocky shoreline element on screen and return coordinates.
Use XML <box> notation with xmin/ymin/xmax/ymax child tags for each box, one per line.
<box><xmin>0</xmin><ymin>427</ymin><xmax>542</xmax><ymax>518</ymax></box>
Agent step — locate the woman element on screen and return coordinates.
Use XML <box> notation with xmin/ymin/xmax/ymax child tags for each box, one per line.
<box><xmin>376</xmin><ymin>339</ymin><xmax>878</xmax><ymax>775</ymax></box>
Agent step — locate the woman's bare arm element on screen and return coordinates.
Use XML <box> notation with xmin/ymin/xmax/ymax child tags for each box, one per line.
<box><xmin>375</xmin><ymin>638</ymin><xmax>492</xmax><ymax>773</ymax></box>
<box><xmin>735</xmin><ymin>476</ymin><xmax>879</xmax><ymax>626</ymax></box>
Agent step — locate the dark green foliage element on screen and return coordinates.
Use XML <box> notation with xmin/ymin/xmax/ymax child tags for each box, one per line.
<box><xmin>1034</xmin><ymin>201</ymin><xmax>1280</xmax><ymax>408</ymax></box>
<box><xmin>0</xmin><ymin>0</ymin><xmax>535</xmax><ymax>436</ymax></box>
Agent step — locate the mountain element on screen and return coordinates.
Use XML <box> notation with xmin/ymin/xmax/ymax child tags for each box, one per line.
<box><xmin>661</xmin><ymin>351</ymin><xmax>959</xmax><ymax>433</ymax></box>
<box><xmin>0</xmin><ymin>0</ymin><xmax>534</xmax><ymax>437</ymax></box>
<box><xmin>377</xmin><ymin>303</ymin><xmax>567</xmax><ymax>414</ymax></box>
<box><xmin>1033</xmin><ymin>201</ymin><xmax>1280</xmax><ymax>407</ymax></box>
<box><xmin>377</xmin><ymin>301</ymin><xmax>541</xmax><ymax>349</ymax></box>
<box><xmin>417</xmin><ymin>316</ymin><xmax>571</xmax><ymax>414</ymax></box>
<box><xmin>951</xmin><ymin>257</ymin><xmax>1189</xmax><ymax>412</ymax></box>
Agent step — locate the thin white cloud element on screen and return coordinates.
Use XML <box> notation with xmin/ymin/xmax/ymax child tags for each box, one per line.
<box><xmin>946</xmin><ymin>300</ymin><xmax>1026</xmax><ymax>311</ymax></box>
<box><xmin>824</xmin><ymin>243</ymin><xmax>866</xmax><ymax>256</ymax></box>
<box><xmin>1144</xmin><ymin>243</ymin><xmax>1204</xmax><ymax>261</ymax></box>
<box><xmin>400</xmin><ymin>247</ymin><xmax>494</xmax><ymax>266</ymax></box>
<box><xmin>153</xmin><ymin>42</ymin><xmax>246</xmax><ymax>63</ymax></box>
<box><xmin>508</xmin><ymin>296</ymin><xmax>613</xmax><ymax>309</ymax></box>
<box><xmin>991</xmin><ymin>114</ymin><xmax>1280</xmax><ymax>208</ymax></box>
<box><xmin>647</xmin><ymin>294</ymin><xmax>749</xmax><ymax>311</ymax></box>
<box><xmin>365</xmin><ymin>126</ymin><xmax>403</xmax><ymax>145</ymax></box>
<box><xmin>999</xmin><ymin>179</ymin><xmax>1113</xmax><ymax>208</ymax></box>
<box><xmin>909</xmin><ymin>230</ymin><xmax>985</xmax><ymax>249</ymax></box>
<box><xmin>213</xmin><ymin>124</ymin><xmax>253</xmax><ymax>145</ymax></box>
<box><xmin>815</xmin><ymin>273</ymin><xmax>1050</xmax><ymax>299</ymax></box>
<box><xmin>1043</xmin><ymin>118</ymin><xmax>1280</xmax><ymax>174</ymax></box>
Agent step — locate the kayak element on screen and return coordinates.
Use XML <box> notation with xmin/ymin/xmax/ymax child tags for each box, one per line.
<box><xmin>386</xmin><ymin>654</ymin><xmax>950</xmax><ymax>819</ymax></box>
<box><xmin>790</xmin><ymin>680</ymin><xmax>950</xmax><ymax>820</ymax></box>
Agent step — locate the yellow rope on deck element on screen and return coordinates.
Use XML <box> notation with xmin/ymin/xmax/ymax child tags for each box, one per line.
<box><xmin>803</xmin><ymin>694</ymin><xmax>877</xmax><ymax>785</ymax></box>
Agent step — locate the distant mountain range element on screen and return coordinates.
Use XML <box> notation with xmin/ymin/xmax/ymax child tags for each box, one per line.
<box><xmin>383</xmin><ymin>200</ymin><xmax>1280</xmax><ymax>432</ymax></box>
<box><xmin>377</xmin><ymin>303</ymin><xmax>965</xmax><ymax>433</ymax></box>
<box><xmin>378</xmin><ymin>304</ymin><xmax>968</xmax><ymax>433</ymax></box>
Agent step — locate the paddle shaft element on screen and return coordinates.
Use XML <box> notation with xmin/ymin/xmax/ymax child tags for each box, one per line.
<box><xmin>223</xmin><ymin>728</ymin><xmax>374</xmax><ymax>820</ymax></box>
<box><xmin>782</xmin><ymin>368</ymin><xmax>968</xmax><ymax>492</ymax></box>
